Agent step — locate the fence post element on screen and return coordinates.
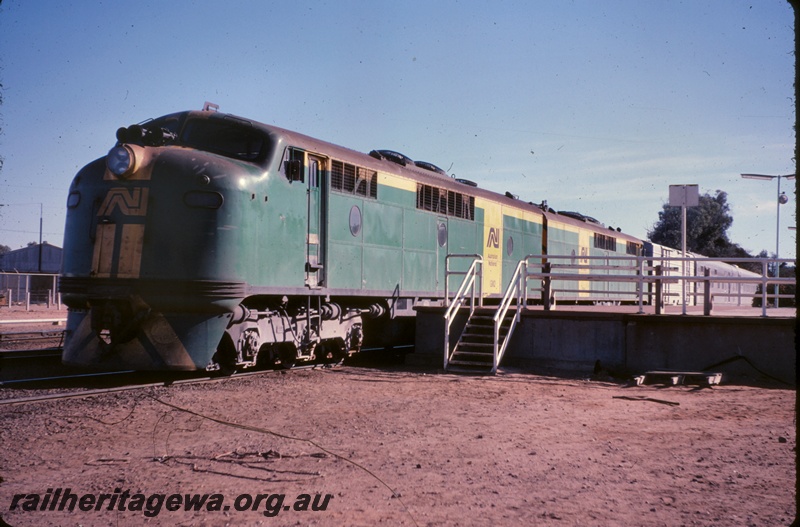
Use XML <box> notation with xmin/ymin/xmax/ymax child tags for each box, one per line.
<box><xmin>637</xmin><ymin>256</ymin><xmax>645</xmax><ymax>314</ymax></box>
<box><xmin>703</xmin><ymin>268</ymin><xmax>712</xmax><ymax>316</ymax></box>
<box><xmin>655</xmin><ymin>265</ymin><xmax>663</xmax><ymax>315</ymax></box>
<box><xmin>543</xmin><ymin>262</ymin><xmax>552</xmax><ymax>311</ymax></box>
<box><xmin>761</xmin><ymin>261</ymin><xmax>769</xmax><ymax>317</ymax></box>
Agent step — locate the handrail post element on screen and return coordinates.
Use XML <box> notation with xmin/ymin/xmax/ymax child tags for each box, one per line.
<box><xmin>655</xmin><ymin>265</ymin><xmax>663</xmax><ymax>315</ymax></box>
<box><xmin>444</xmin><ymin>255</ymin><xmax>451</xmax><ymax>308</ymax></box>
<box><xmin>543</xmin><ymin>262</ymin><xmax>552</xmax><ymax>311</ymax></box>
<box><xmin>636</xmin><ymin>255</ymin><xmax>645</xmax><ymax>314</ymax></box>
<box><xmin>761</xmin><ymin>260</ymin><xmax>769</xmax><ymax>317</ymax></box>
<box><xmin>703</xmin><ymin>268</ymin><xmax>712</xmax><ymax>316</ymax></box>
<box><xmin>444</xmin><ymin>319</ymin><xmax>449</xmax><ymax>370</ymax></box>
<box><xmin>492</xmin><ymin>322</ymin><xmax>500</xmax><ymax>373</ymax></box>
<box><xmin>522</xmin><ymin>257</ymin><xmax>529</xmax><ymax>307</ymax></box>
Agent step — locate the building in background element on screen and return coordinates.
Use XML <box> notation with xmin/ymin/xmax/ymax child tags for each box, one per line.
<box><xmin>0</xmin><ymin>243</ymin><xmax>63</xmax><ymax>306</ymax></box>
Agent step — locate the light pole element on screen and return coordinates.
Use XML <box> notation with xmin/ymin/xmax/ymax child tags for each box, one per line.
<box><xmin>740</xmin><ymin>173</ymin><xmax>796</xmax><ymax>307</ymax></box>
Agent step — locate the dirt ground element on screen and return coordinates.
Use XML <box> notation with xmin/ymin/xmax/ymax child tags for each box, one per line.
<box><xmin>0</xmin><ymin>363</ymin><xmax>795</xmax><ymax>527</ymax></box>
<box><xmin>0</xmin><ymin>306</ymin><xmax>796</xmax><ymax>526</ymax></box>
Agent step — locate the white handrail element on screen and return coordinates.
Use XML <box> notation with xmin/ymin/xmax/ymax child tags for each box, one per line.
<box><xmin>443</xmin><ymin>256</ymin><xmax>482</xmax><ymax>370</ymax></box>
<box><xmin>521</xmin><ymin>254</ymin><xmax>795</xmax><ymax>317</ymax></box>
<box><xmin>492</xmin><ymin>259</ymin><xmax>526</xmax><ymax>372</ymax></box>
<box><xmin>444</xmin><ymin>253</ymin><xmax>483</xmax><ymax>307</ymax></box>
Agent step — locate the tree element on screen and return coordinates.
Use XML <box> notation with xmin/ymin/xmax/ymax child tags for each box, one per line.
<box><xmin>647</xmin><ymin>190</ymin><xmax>749</xmax><ymax>259</ymax></box>
<box><xmin>0</xmin><ymin>244</ymin><xmax>10</xmax><ymax>255</ymax></box>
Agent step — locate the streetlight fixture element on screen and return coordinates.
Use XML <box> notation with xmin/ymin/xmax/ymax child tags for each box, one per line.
<box><xmin>740</xmin><ymin>173</ymin><xmax>796</xmax><ymax>307</ymax></box>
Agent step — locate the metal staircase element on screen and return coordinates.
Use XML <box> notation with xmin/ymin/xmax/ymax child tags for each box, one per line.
<box><xmin>444</xmin><ymin>258</ymin><xmax>526</xmax><ymax>374</ymax></box>
<box><xmin>446</xmin><ymin>308</ymin><xmax>514</xmax><ymax>373</ymax></box>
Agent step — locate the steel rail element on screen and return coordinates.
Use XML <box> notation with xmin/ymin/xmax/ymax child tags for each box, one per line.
<box><xmin>0</xmin><ymin>347</ymin><xmax>62</xmax><ymax>358</ymax></box>
<box><xmin>0</xmin><ymin>363</ymin><xmax>336</xmax><ymax>406</ymax></box>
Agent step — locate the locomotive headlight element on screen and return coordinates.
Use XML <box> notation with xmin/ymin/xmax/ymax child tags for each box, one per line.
<box><xmin>106</xmin><ymin>145</ymin><xmax>136</xmax><ymax>178</ymax></box>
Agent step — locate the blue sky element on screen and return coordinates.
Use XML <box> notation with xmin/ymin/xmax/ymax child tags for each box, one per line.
<box><xmin>0</xmin><ymin>0</ymin><xmax>795</xmax><ymax>258</ymax></box>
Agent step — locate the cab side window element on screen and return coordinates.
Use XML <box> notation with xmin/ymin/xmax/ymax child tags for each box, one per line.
<box><xmin>283</xmin><ymin>148</ymin><xmax>305</xmax><ymax>182</ymax></box>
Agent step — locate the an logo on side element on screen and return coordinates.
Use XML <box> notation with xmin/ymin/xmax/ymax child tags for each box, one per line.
<box><xmin>486</xmin><ymin>227</ymin><xmax>500</xmax><ymax>248</ymax></box>
<box><xmin>97</xmin><ymin>188</ymin><xmax>149</xmax><ymax>216</ymax></box>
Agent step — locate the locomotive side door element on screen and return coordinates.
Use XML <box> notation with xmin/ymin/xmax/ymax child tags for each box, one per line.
<box><xmin>306</xmin><ymin>154</ymin><xmax>327</xmax><ymax>288</ymax></box>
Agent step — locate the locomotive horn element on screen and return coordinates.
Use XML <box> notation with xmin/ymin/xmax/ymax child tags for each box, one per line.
<box><xmin>116</xmin><ymin>125</ymin><xmax>146</xmax><ymax>144</ymax></box>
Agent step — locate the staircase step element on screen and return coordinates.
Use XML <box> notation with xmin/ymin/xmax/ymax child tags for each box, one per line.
<box><xmin>452</xmin><ymin>355</ymin><xmax>491</xmax><ymax>363</ymax></box>
<box><xmin>452</xmin><ymin>350</ymin><xmax>493</xmax><ymax>357</ymax></box>
<box><xmin>462</xmin><ymin>328</ymin><xmax>508</xmax><ymax>336</ymax></box>
<box><xmin>449</xmin><ymin>359</ymin><xmax>495</xmax><ymax>367</ymax></box>
<box><xmin>452</xmin><ymin>349</ymin><xmax>492</xmax><ymax>355</ymax></box>
<box><xmin>460</xmin><ymin>338</ymin><xmax>503</xmax><ymax>344</ymax></box>
<box><xmin>446</xmin><ymin>366</ymin><xmax>495</xmax><ymax>375</ymax></box>
<box><xmin>445</xmin><ymin>303</ymin><xmax>520</xmax><ymax>375</ymax></box>
<box><xmin>454</xmin><ymin>341</ymin><xmax>494</xmax><ymax>349</ymax></box>
<box><xmin>461</xmin><ymin>334</ymin><xmax>496</xmax><ymax>340</ymax></box>
<box><xmin>463</xmin><ymin>324</ymin><xmax>507</xmax><ymax>332</ymax></box>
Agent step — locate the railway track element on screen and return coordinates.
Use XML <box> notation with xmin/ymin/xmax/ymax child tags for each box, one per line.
<box><xmin>0</xmin><ymin>334</ymin><xmax>408</xmax><ymax>406</ymax></box>
<box><xmin>0</xmin><ymin>362</ymin><xmax>339</xmax><ymax>406</ymax></box>
<box><xmin>0</xmin><ymin>347</ymin><xmax>62</xmax><ymax>359</ymax></box>
<box><xmin>0</xmin><ymin>329</ymin><xmax>65</xmax><ymax>352</ymax></box>
<box><xmin>1</xmin><ymin>337</ymin><xmax>68</xmax><ymax>384</ymax></box>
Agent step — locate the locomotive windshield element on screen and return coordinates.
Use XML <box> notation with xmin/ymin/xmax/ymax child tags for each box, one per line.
<box><xmin>180</xmin><ymin>118</ymin><xmax>267</xmax><ymax>162</ymax></box>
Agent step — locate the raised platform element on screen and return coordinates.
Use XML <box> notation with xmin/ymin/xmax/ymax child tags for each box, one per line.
<box><xmin>415</xmin><ymin>306</ymin><xmax>796</xmax><ymax>385</ymax></box>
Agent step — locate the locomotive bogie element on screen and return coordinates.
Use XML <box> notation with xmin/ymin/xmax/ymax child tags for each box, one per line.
<box><xmin>215</xmin><ymin>300</ymin><xmax>365</xmax><ymax>370</ymax></box>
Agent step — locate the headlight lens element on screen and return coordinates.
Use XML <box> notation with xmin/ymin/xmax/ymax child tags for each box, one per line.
<box><xmin>107</xmin><ymin>145</ymin><xmax>134</xmax><ymax>178</ymax></box>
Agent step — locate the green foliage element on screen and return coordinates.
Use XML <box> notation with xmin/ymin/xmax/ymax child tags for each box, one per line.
<box><xmin>647</xmin><ymin>190</ymin><xmax>751</xmax><ymax>259</ymax></box>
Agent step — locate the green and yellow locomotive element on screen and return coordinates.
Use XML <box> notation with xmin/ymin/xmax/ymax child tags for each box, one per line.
<box><xmin>60</xmin><ymin>104</ymin><xmax>644</xmax><ymax>371</ymax></box>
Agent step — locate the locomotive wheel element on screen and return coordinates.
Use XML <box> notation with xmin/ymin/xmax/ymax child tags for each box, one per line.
<box><xmin>212</xmin><ymin>333</ymin><xmax>237</xmax><ymax>375</ymax></box>
<box><xmin>277</xmin><ymin>343</ymin><xmax>297</xmax><ymax>369</ymax></box>
<box><xmin>315</xmin><ymin>339</ymin><xmax>347</xmax><ymax>364</ymax></box>
<box><xmin>329</xmin><ymin>338</ymin><xmax>348</xmax><ymax>362</ymax></box>
<box><xmin>255</xmin><ymin>344</ymin><xmax>278</xmax><ymax>369</ymax></box>
<box><xmin>314</xmin><ymin>342</ymin><xmax>333</xmax><ymax>364</ymax></box>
